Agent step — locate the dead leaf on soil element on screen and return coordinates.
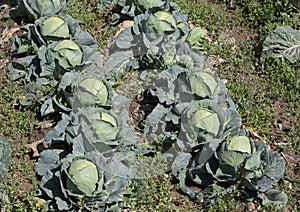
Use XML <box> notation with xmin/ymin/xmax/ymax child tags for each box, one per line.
<box><xmin>189</xmin><ymin>20</ymin><xmax>195</xmax><ymax>30</ymax></box>
<box><xmin>114</xmin><ymin>20</ymin><xmax>134</xmax><ymax>37</ymax></box>
<box><xmin>282</xmin><ymin>152</ymin><xmax>300</xmax><ymax>163</ymax></box>
<box><xmin>33</xmin><ymin>197</ymin><xmax>46</xmax><ymax>208</ymax></box>
<box><xmin>247</xmin><ymin>202</ymin><xmax>260</xmax><ymax>211</ymax></box>
<box><xmin>36</xmin><ymin>120</ymin><xmax>54</xmax><ymax>129</ymax></box>
<box><xmin>26</xmin><ymin>139</ymin><xmax>46</xmax><ymax>157</ymax></box>
<box><xmin>0</xmin><ymin>27</ymin><xmax>20</xmax><ymax>47</ymax></box>
<box><xmin>205</xmin><ymin>55</ymin><xmax>225</xmax><ymax>68</ymax></box>
<box><xmin>243</xmin><ymin>126</ymin><xmax>265</xmax><ymax>141</ymax></box>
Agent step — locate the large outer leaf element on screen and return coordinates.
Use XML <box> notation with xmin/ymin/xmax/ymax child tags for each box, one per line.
<box><xmin>261</xmin><ymin>189</ymin><xmax>288</xmax><ymax>208</ymax></box>
<box><xmin>242</xmin><ymin>141</ymin><xmax>286</xmax><ymax>192</ymax></box>
<box><xmin>138</xmin><ymin>0</ymin><xmax>165</xmax><ymax>10</ymax></box>
<box><xmin>35</xmin><ymin>149</ymin><xmax>66</xmax><ymax>177</ymax></box>
<box><xmin>115</xmin><ymin>27</ymin><xmax>135</xmax><ymax>49</ymax></box>
<box><xmin>103</xmin><ymin>50</ymin><xmax>138</xmax><ymax>79</ymax></box>
<box><xmin>261</xmin><ymin>25</ymin><xmax>300</xmax><ymax>61</ymax></box>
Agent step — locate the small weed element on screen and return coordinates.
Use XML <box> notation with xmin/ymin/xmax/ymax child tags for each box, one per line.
<box><xmin>206</xmin><ymin>186</ymin><xmax>244</xmax><ymax>211</ymax></box>
<box><xmin>123</xmin><ymin>174</ymin><xmax>196</xmax><ymax>211</ymax></box>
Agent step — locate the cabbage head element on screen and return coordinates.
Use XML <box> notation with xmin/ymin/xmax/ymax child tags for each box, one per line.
<box><xmin>176</xmin><ymin>99</ymin><xmax>241</xmax><ymax>146</ymax></box>
<box><xmin>38</xmin><ymin>39</ymin><xmax>101</xmax><ymax>86</ymax></box>
<box><xmin>73</xmin><ymin>75</ymin><xmax>113</xmax><ymax>109</ymax></box>
<box><xmin>65</xmin><ymin>158</ymin><xmax>98</xmax><ymax>196</ymax></box>
<box><xmin>143</xmin><ymin>11</ymin><xmax>177</xmax><ymax>41</ymax></box>
<box><xmin>39</xmin><ymin>15</ymin><xmax>70</xmax><ymax>41</ymax></box>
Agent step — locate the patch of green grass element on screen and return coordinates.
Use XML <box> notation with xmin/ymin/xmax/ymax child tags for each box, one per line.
<box><xmin>175</xmin><ymin>0</ymin><xmax>228</xmax><ymax>38</ymax></box>
<box><xmin>0</xmin><ymin>80</ymin><xmax>36</xmax><ymax>140</ymax></box>
<box><xmin>123</xmin><ymin>174</ymin><xmax>196</xmax><ymax>211</ymax></box>
<box><xmin>220</xmin><ymin>0</ymin><xmax>300</xmax><ymax>39</ymax></box>
<box><xmin>205</xmin><ymin>185</ymin><xmax>244</xmax><ymax>212</ymax></box>
<box><xmin>124</xmin><ymin>176</ymin><xmax>175</xmax><ymax>211</ymax></box>
<box><xmin>67</xmin><ymin>0</ymin><xmax>118</xmax><ymax>49</ymax></box>
<box><xmin>280</xmin><ymin>180</ymin><xmax>300</xmax><ymax>211</ymax></box>
<box><xmin>260</xmin><ymin>58</ymin><xmax>300</xmax><ymax>151</ymax></box>
<box><xmin>0</xmin><ymin>79</ymin><xmax>44</xmax><ymax>211</ymax></box>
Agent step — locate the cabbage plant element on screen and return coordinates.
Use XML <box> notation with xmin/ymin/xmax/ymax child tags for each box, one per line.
<box><xmin>142</xmin><ymin>10</ymin><xmax>177</xmax><ymax>41</ymax></box>
<box><xmin>39</xmin><ymin>70</ymin><xmax>113</xmax><ymax>116</ymax></box>
<box><xmin>11</xmin><ymin>14</ymin><xmax>97</xmax><ymax>56</ymax></box>
<box><xmin>175</xmin><ymin>100</ymin><xmax>241</xmax><ymax>146</ymax></box>
<box><xmin>147</xmin><ymin>66</ymin><xmax>229</xmax><ymax>106</ymax></box>
<box><xmin>15</xmin><ymin>40</ymin><xmax>102</xmax><ymax>114</ymax></box>
<box><xmin>183</xmin><ymin>131</ymin><xmax>287</xmax><ymax>204</ymax></box>
<box><xmin>103</xmin><ymin>9</ymin><xmax>205</xmax><ymax>78</ymax></box>
<box><xmin>43</xmin><ymin>106</ymin><xmax>136</xmax><ymax>154</ymax></box>
<box><xmin>9</xmin><ymin>0</ymin><xmax>67</xmax><ymax>20</ymax></box>
<box><xmin>35</xmin><ymin>151</ymin><xmax>132</xmax><ymax>211</ymax></box>
<box><xmin>144</xmin><ymin>66</ymin><xmax>239</xmax><ymax>146</ymax></box>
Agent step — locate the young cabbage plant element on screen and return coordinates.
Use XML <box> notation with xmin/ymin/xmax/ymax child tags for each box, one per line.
<box><xmin>8</xmin><ymin>0</ymin><xmax>67</xmax><ymax>20</ymax></box>
<box><xmin>185</xmin><ymin>27</ymin><xmax>208</xmax><ymax>51</ymax></box>
<box><xmin>35</xmin><ymin>151</ymin><xmax>132</xmax><ymax>211</ymax></box>
<box><xmin>0</xmin><ymin>138</ymin><xmax>11</xmax><ymax>177</ymax></box>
